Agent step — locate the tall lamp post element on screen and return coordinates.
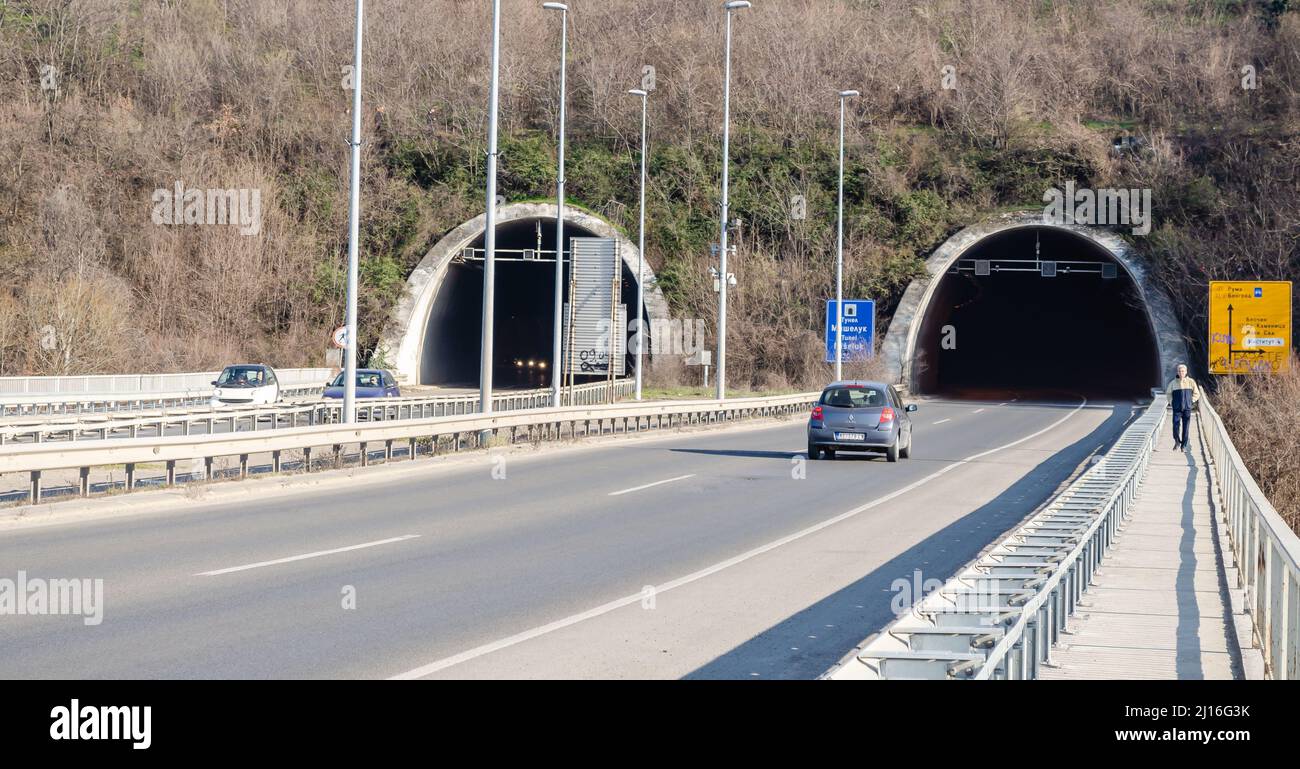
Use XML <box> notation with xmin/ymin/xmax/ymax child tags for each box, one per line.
<box><xmin>544</xmin><ymin>2</ymin><xmax>568</xmax><ymax>408</ymax></box>
<box><xmin>716</xmin><ymin>0</ymin><xmax>751</xmax><ymax>401</ymax></box>
<box><xmin>479</xmin><ymin>0</ymin><xmax>503</xmax><ymax>415</ymax></box>
<box><xmin>835</xmin><ymin>89</ymin><xmax>858</xmax><ymax>381</ymax></box>
<box><xmin>343</xmin><ymin>0</ymin><xmax>366</xmax><ymax>423</ymax></box>
<box><xmin>628</xmin><ymin>87</ymin><xmax>648</xmax><ymax>400</ymax></box>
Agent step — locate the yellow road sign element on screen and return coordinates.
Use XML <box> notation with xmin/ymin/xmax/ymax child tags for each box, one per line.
<box><xmin>1208</xmin><ymin>281</ymin><xmax>1292</xmax><ymax>374</ymax></box>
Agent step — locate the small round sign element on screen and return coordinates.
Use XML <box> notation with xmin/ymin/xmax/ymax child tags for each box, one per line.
<box><xmin>332</xmin><ymin>326</ymin><xmax>350</xmax><ymax>349</ymax></box>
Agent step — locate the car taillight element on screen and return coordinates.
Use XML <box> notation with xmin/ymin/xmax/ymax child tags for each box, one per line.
<box><xmin>811</xmin><ymin>406</ymin><xmax>823</xmax><ymax>421</ymax></box>
<box><xmin>878</xmin><ymin>407</ymin><xmax>895</xmax><ymax>427</ymax></box>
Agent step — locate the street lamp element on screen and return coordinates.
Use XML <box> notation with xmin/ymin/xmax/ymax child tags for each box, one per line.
<box><xmin>343</xmin><ymin>0</ymin><xmax>366</xmax><ymax>423</ymax></box>
<box><xmin>835</xmin><ymin>89</ymin><xmax>858</xmax><ymax>381</ymax></box>
<box><xmin>716</xmin><ymin>0</ymin><xmax>750</xmax><ymax>401</ymax></box>
<box><xmin>544</xmin><ymin>2</ymin><xmax>568</xmax><ymax>409</ymax></box>
<box><xmin>628</xmin><ymin>87</ymin><xmax>648</xmax><ymax>400</ymax></box>
<box><xmin>479</xmin><ymin>0</ymin><xmax>502</xmax><ymax>415</ymax></box>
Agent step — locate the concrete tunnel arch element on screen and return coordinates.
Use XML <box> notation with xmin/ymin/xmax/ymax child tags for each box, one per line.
<box><xmin>880</xmin><ymin>212</ymin><xmax>1189</xmax><ymax>396</ymax></box>
<box><xmin>379</xmin><ymin>202</ymin><xmax>670</xmax><ymax>388</ymax></box>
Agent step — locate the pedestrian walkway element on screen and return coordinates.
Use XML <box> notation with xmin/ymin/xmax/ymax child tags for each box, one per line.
<box><xmin>1040</xmin><ymin>418</ymin><xmax>1242</xmax><ymax>680</ymax></box>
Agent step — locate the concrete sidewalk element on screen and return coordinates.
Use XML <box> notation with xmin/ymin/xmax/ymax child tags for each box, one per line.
<box><xmin>1041</xmin><ymin>418</ymin><xmax>1243</xmax><ymax>680</ymax></box>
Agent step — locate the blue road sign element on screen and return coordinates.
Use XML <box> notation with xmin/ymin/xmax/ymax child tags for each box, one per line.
<box><xmin>825</xmin><ymin>299</ymin><xmax>875</xmax><ymax>363</ymax></box>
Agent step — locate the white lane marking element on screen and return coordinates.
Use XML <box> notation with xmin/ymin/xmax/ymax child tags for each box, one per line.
<box><xmin>973</xmin><ymin>408</ymin><xmax>986</xmax><ymax>414</ymax></box>
<box><xmin>196</xmin><ymin>535</ymin><xmax>420</xmax><ymax>577</ymax></box>
<box><xmin>390</xmin><ymin>397</ymin><xmax>1088</xmax><ymax>679</ymax></box>
<box><xmin>932</xmin><ymin>418</ymin><xmax>952</xmax><ymax>425</ymax></box>
<box><xmin>608</xmin><ymin>474</ymin><xmax>696</xmax><ymax>497</ymax></box>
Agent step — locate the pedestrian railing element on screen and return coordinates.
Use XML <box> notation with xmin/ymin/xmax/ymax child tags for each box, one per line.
<box><xmin>0</xmin><ymin>390</ymin><xmax>816</xmax><ymax>504</ymax></box>
<box><xmin>824</xmin><ymin>395</ymin><xmax>1168</xmax><ymax>680</ymax></box>
<box><xmin>1199</xmin><ymin>396</ymin><xmax>1300</xmax><ymax>679</ymax></box>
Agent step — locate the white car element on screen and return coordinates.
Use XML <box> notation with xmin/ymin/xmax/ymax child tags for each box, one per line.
<box><xmin>210</xmin><ymin>364</ymin><xmax>280</xmax><ymax>407</ymax></box>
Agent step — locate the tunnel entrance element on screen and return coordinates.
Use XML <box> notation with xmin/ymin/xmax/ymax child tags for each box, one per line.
<box><xmin>912</xmin><ymin>226</ymin><xmax>1160</xmax><ymax>398</ymax></box>
<box><xmin>419</xmin><ymin>218</ymin><xmax>646</xmax><ymax>389</ymax></box>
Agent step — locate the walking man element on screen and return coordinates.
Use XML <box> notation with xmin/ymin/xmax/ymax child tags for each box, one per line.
<box><xmin>1165</xmin><ymin>363</ymin><xmax>1200</xmax><ymax>452</ymax></box>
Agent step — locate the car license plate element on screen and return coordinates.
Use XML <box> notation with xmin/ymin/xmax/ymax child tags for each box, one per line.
<box><xmin>834</xmin><ymin>432</ymin><xmax>866</xmax><ymax>441</ymax></box>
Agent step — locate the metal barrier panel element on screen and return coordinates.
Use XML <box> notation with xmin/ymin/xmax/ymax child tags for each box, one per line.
<box><xmin>824</xmin><ymin>396</ymin><xmax>1167</xmax><ymax>680</ymax></box>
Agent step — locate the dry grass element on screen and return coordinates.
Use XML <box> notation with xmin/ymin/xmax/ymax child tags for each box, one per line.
<box><xmin>1213</xmin><ymin>355</ymin><xmax>1300</xmax><ymax>534</ymax></box>
<box><xmin>0</xmin><ymin>0</ymin><xmax>1296</xmax><ymax>385</ymax></box>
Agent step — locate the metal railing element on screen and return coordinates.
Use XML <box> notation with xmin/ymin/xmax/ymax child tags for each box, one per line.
<box><xmin>825</xmin><ymin>395</ymin><xmax>1167</xmax><ymax>680</ymax></box>
<box><xmin>0</xmin><ymin>380</ymin><xmax>635</xmax><ymax>445</ymax></box>
<box><xmin>0</xmin><ymin>368</ymin><xmax>334</xmax><ymax>416</ymax></box>
<box><xmin>1200</xmin><ymin>396</ymin><xmax>1300</xmax><ymax>680</ymax></box>
<box><xmin>0</xmin><ymin>391</ymin><xmax>817</xmax><ymax>504</ymax></box>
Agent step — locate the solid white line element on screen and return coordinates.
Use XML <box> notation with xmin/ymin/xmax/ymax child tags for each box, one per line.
<box><xmin>608</xmin><ymin>474</ymin><xmax>696</xmax><ymax>497</ymax></box>
<box><xmin>932</xmin><ymin>418</ymin><xmax>952</xmax><ymax>425</ymax></box>
<box><xmin>389</xmin><ymin>397</ymin><xmax>1088</xmax><ymax>679</ymax></box>
<box><xmin>973</xmin><ymin>408</ymin><xmax>986</xmax><ymax>414</ymax></box>
<box><xmin>196</xmin><ymin>535</ymin><xmax>420</xmax><ymax>577</ymax></box>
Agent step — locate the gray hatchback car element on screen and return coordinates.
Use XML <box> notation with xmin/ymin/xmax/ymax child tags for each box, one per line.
<box><xmin>807</xmin><ymin>380</ymin><xmax>917</xmax><ymax>462</ymax></box>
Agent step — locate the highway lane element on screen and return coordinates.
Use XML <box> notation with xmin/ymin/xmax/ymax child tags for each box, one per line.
<box><xmin>0</xmin><ymin>397</ymin><xmax>1139</xmax><ymax>678</ymax></box>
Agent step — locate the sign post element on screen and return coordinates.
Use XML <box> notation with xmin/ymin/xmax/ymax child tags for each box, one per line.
<box><xmin>825</xmin><ymin>299</ymin><xmax>875</xmax><ymax>366</ymax></box>
<box><xmin>1208</xmin><ymin>281</ymin><xmax>1292</xmax><ymax>374</ymax></box>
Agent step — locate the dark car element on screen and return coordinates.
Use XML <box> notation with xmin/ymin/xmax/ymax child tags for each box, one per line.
<box><xmin>322</xmin><ymin>369</ymin><xmax>401</xmax><ymax>400</ymax></box>
<box><xmin>807</xmin><ymin>380</ymin><xmax>916</xmax><ymax>462</ymax></box>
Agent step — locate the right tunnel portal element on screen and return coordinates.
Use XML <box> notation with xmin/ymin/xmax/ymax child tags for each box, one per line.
<box><xmin>911</xmin><ymin>226</ymin><xmax>1161</xmax><ymax>398</ymax></box>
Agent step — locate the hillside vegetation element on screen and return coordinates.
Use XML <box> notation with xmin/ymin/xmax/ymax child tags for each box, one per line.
<box><xmin>0</xmin><ymin>0</ymin><xmax>1296</xmax><ymax>388</ymax></box>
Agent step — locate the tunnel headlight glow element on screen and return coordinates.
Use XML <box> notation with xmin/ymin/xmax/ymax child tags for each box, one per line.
<box><xmin>538</xmin><ymin>361</ymin><xmax>547</xmax><ymax>369</ymax></box>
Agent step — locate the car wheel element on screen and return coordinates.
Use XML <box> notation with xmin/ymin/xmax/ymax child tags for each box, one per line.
<box><xmin>900</xmin><ymin>431</ymin><xmax>912</xmax><ymax>459</ymax></box>
<box><xmin>886</xmin><ymin>438</ymin><xmax>900</xmax><ymax>463</ymax></box>
<box><xmin>807</xmin><ymin>441</ymin><xmax>820</xmax><ymax>460</ymax></box>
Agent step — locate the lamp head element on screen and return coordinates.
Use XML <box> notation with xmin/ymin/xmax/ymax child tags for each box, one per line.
<box><xmin>724</xmin><ymin>1</ymin><xmax>752</xmax><ymax>10</ymax></box>
<box><xmin>839</xmin><ymin>89</ymin><xmax>860</xmax><ymax>99</ymax></box>
<box><xmin>628</xmin><ymin>89</ymin><xmax>648</xmax><ymax>97</ymax></box>
<box><xmin>543</xmin><ymin>2</ymin><xmax>568</xmax><ymax>11</ymax></box>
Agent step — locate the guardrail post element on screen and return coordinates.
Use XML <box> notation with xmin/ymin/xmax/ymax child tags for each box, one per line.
<box><xmin>29</xmin><ymin>470</ymin><xmax>41</xmax><ymax>504</ymax></box>
<box><xmin>79</xmin><ymin>466</ymin><xmax>90</xmax><ymax>497</ymax></box>
<box><xmin>239</xmin><ymin>454</ymin><xmax>249</xmax><ymax>479</ymax></box>
<box><xmin>125</xmin><ymin>463</ymin><xmax>136</xmax><ymax>491</ymax></box>
<box><xmin>332</xmin><ymin>444</ymin><xmax>342</xmax><ymax>468</ymax></box>
<box><xmin>272</xmin><ymin>450</ymin><xmax>282</xmax><ymax>473</ymax></box>
<box><xmin>360</xmin><ymin>442</ymin><xmax>369</xmax><ymax>467</ymax></box>
<box><xmin>303</xmin><ymin>447</ymin><xmax>313</xmax><ymax>472</ymax></box>
<box><xmin>165</xmin><ymin>460</ymin><xmax>176</xmax><ymax>486</ymax></box>
<box><xmin>203</xmin><ymin>456</ymin><xmax>213</xmax><ymax>481</ymax></box>
<box><xmin>384</xmin><ymin>440</ymin><xmax>394</xmax><ymax>462</ymax></box>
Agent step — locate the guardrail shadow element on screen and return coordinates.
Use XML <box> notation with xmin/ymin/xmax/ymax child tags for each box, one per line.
<box><xmin>682</xmin><ymin>402</ymin><xmax>1139</xmax><ymax>680</ymax></box>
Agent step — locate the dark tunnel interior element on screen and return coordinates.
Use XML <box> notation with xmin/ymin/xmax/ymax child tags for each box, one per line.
<box><xmin>913</xmin><ymin>227</ymin><xmax>1160</xmax><ymax>398</ymax></box>
<box><xmin>420</xmin><ymin>218</ymin><xmax>644</xmax><ymax>389</ymax></box>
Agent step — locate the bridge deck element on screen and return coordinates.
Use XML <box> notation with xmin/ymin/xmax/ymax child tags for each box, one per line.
<box><xmin>1041</xmin><ymin>418</ymin><xmax>1242</xmax><ymax>680</ymax></box>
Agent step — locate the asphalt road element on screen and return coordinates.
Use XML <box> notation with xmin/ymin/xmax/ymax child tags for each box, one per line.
<box><xmin>0</xmin><ymin>396</ymin><xmax>1139</xmax><ymax>679</ymax></box>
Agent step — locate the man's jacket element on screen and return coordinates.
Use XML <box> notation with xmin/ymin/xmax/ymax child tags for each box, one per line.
<box><xmin>1166</xmin><ymin>376</ymin><xmax>1201</xmax><ymax>411</ymax></box>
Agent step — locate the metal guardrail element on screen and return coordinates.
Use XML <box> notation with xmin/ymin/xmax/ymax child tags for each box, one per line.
<box><xmin>1200</xmin><ymin>396</ymin><xmax>1300</xmax><ymax>680</ymax></box>
<box><xmin>0</xmin><ymin>368</ymin><xmax>335</xmax><ymax>416</ymax></box>
<box><xmin>824</xmin><ymin>395</ymin><xmax>1167</xmax><ymax>680</ymax></box>
<box><xmin>0</xmin><ymin>390</ymin><xmax>817</xmax><ymax>504</ymax></box>
<box><xmin>0</xmin><ymin>380</ymin><xmax>635</xmax><ymax>445</ymax></box>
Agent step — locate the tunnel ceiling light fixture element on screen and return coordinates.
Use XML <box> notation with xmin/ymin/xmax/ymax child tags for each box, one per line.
<box><xmin>1041</xmin><ymin>261</ymin><xmax>1058</xmax><ymax>278</ymax></box>
<box><xmin>1102</xmin><ymin>263</ymin><xmax>1118</xmax><ymax>279</ymax></box>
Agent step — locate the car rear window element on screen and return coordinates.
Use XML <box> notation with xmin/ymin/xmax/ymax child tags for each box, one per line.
<box><xmin>819</xmin><ymin>386</ymin><xmax>887</xmax><ymax>408</ymax></box>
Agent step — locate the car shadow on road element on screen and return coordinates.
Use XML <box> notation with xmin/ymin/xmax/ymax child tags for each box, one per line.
<box><xmin>669</xmin><ymin>448</ymin><xmax>804</xmax><ymax>460</ymax></box>
<box><xmin>682</xmin><ymin>401</ymin><xmax>1139</xmax><ymax>680</ymax></box>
